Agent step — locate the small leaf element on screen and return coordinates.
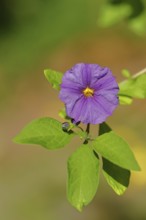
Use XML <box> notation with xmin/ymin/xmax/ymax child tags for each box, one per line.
<box><xmin>59</xmin><ymin>108</ymin><xmax>67</xmax><ymax>119</ymax></box>
<box><xmin>44</xmin><ymin>69</ymin><xmax>63</xmax><ymax>90</ymax></box>
<box><xmin>102</xmin><ymin>157</ymin><xmax>130</xmax><ymax>195</ymax></box>
<box><xmin>59</xmin><ymin>108</ymin><xmax>71</xmax><ymax>120</ymax></box>
<box><xmin>122</xmin><ymin>69</ymin><xmax>131</xmax><ymax>78</ymax></box>
<box><xmin>92</xmin><ymin>131</ymin><xmax>140</xmax><ymax>171</ymax></box>
<box><xmin>67</xmin><ymin>145</ymin><xmax>100</xmax><ymax>211</ymax></box>
<box><xmin>119</xmin><ymin>71</ymin><xmax>146</xmax><ymax>99</ymax></box>
<box><xmin>118</xmin><ymin>95</ymin><xmax>133</xmax><ymax>105</ymax></box>
<box><xmin>13</xmin><ymin>117</ymin><xmax>74</xmax><ymax>149</ymax></box>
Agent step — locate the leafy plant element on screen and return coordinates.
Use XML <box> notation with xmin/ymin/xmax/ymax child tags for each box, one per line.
<box><xmin>13</xmin><ymin>65</ymin><xmax>145</xmax><ymax>211</ymax></box>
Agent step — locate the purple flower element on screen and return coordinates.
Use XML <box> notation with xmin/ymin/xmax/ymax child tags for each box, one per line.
<box><xmin>59</xmin><ymin>63</ymin><xmax>119</xmax><ymax>124</ymax></box>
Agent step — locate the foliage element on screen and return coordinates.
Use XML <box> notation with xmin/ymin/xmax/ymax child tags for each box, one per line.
<box><xmin>97</xmin><ymin>0</ymin><xmax>146</xmax><ymax>36</ymax></box>
<box><xmin>13</xmin><ymin>117</ymin><xmax>74</xmax><ymax>149</ymax></box>
<box><xmin>13</xmin><ymin>67</ymin><xmax>145</xmax><ymax>211</ymax></box>
<box><xmin>119</xmin><ymin>68</ymin><xmax>146</xmax><ymax>104</ymax></box>
<box><xmin>67</xmin><ymin>145</ymin><xmax>100</xmax><ymax>211</ymax></box>
<box><xmin>44</xmin><ymin>69</ymin><xmax>63</xmax><ymax>90</ymax></box>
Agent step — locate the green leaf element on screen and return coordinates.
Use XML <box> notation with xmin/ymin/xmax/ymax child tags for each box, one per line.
<box><xmin>44</xmin><ymin>69</ymin><xmax>63</xmax><ymax>90</ymax></box>
<box><xmin>119</xmin><ymin>71</ymin><xmax>146</xmax><ymax>99</ymax></box>
<box><xmin>122</xmin><ymin>69</ymin><xmax>131</xmax><ymax>78</ymax></box>
<box><xmin>92</xmin><ymin>131</ymin><xmax>140</xmax><ymax>171</ymax></box>
<box><xmin>59</xmin><ymin>108</ymin><xmax>67</xmax><ymax>119</ymax></box>
<box><xmin>99</xmin><ymin>122</ymin><xmax>135</xmax><ymax>194</ymax></box>
<box><xmin>13</xmin><ymin>117</ymin><xmax>74</xmax><ymax>149</ymax></box>
<box><xmin>118</xmin><ymin>95</ymin><xmax>133</xmax><ymax>105</ymax></box>
<box><xmin>102</xmin><ymin>158</ymin><xmax>130</xmax><ymax>195</ymax></box>
<box><xmin>58</xmin><ymin>108</ymin><xmax>71</xmax><ymax>120</ymax></box>
<box><xmin>67</xmin><ymin>145</ymin><xmax>100</xmax><ymax>212</ymax></box>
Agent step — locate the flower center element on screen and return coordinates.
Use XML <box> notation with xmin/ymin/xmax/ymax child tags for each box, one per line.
<box><xmin>83</xmin><ymin>87</ymin><xmax>94</xmax><ymax>97</ymax></box>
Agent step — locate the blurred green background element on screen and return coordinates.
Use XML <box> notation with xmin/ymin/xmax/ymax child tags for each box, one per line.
<box><xmin>1</xmin><ymin>0</ymin><xmax>146</xmax><ymax>219</ymax></box>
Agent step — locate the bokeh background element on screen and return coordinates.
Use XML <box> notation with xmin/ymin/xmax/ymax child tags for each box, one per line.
<box><xmin>1</xmin><ymin>0</ymin><xmax>146</xmax><ymax>219</ymax></box>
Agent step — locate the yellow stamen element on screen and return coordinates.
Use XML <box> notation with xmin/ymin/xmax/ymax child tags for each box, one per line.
<box><xmin>83</xmin><ymin>87</ymin><xmax>94</xmax><ymax>97</ymax></box>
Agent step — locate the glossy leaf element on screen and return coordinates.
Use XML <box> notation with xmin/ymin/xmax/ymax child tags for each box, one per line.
<box><xmin>92</xmin><ymin>131</ymin><xmax>140</xmax><ymax>171</ymax></box>
<box><xmin>102</xmin><ymin>157</ymin><xmax>130</xmax><ymax>195</ymax></box>
<box><xmin>13</xmin><ymin>117</ymin><xmax>74</xmax><ymax>149</ymax></box>
<box><xmin>44</xmin><ymin>69</ymin><xmax>63</xmax><ymax>90</ymax></box>
<box><xmin>67</xmin><ymin>145</ymin><xmax>100</xmax><ymax>211</ymax></box>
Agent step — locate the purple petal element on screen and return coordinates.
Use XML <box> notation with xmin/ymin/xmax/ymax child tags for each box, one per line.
<box><xmin>59</xmin><ymin>63</ymin><xmax>119</xmax><ymax>124</ymax></box>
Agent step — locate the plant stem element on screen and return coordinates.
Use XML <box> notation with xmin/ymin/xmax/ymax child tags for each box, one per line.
<box><xmin>133</xmin><ymin>67</ymin><xmax>146</xmax><ymax>78</ymax></box>
<box><xmin>83</xmin><ymin>123</ymin><xmax>90</xmax><ymax>144</ymax></box>
<box><xmin>86</xmin><ymin>123</ymin><xmax>90</xmax><ymax>134</ymax></box>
